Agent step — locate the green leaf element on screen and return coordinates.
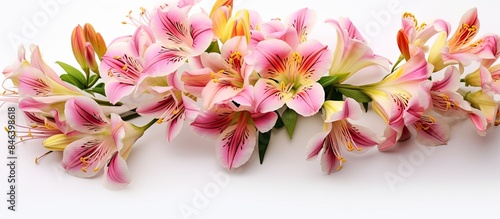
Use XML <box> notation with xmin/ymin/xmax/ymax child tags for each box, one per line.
<box><xmin>60</xmin><ymin>74</ymin><xmax>86</xmax><ymax>89</ymax></box>
<box><xmin>90</xmin><ymin>83</ymin><xmax>106</xmax><ymax>96</ymax></box>
<box><xmin>258</xmin><ymin>131</ymin><xmax>272</xmax><ymax>164</ymax></box>
<box><xmin>205</xmin><ymin>40</ymin><xmax>221</xmax><ymax>54</ymax></box>
<box><xmin>88</xmin><ymin>74</ymin><xmax>100</xmax><ymax>87</ymax></box>
<box><xmin>56</xmin><ymin>61</ymin><xmax>87</xmax><ymax>87</ymax></box>
<box><xmin>273</xmin><ymin>111</ymin><xmax>285</xmax><ymax>129</ymax></box>
<box><xmin>337</xmin><ymin>87</ymin><xmax>372</xmax><ymax>103</ymax></box>
<box><xmin>282</xmin><ymin>108</ymin><xmax>298</xmax><ymax>139</ymax></box>
<box><xmin>362</xmin><ymin>102</ymin><xmax>369</xmax><ymax>112</ymax></box>
<box><xmin>318</xmin><ymin>73</ymin><xmax>350</xmax><ymax>87</ymax></box>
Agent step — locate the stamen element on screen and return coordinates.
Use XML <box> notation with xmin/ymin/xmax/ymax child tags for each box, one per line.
<box><xmin>292</xmin><ymin>52</ymin><xmax>302</xmax><ymax>64</ymax></box>
<box><xmin>157</xmin><ymin>118</ymin><xmax>164</xmax><ymax>124</ymax></box>
<box><xmin>35</xmin><ymin>151</ymin><xmax>53</xmax><ymax>164</ymax></box>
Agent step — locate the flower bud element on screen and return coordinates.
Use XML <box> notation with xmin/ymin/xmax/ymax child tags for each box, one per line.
<box><xmin>71</xmin><ymin>25</ymin><xmax>89</xmax><ymax>73</ymax></box>
<box><xmin>85</xmin><ymin>42</ymin><xmax>99</xmax><ymax>73</ymax></box>
<box><xmin>83</xmin><ymin>23</ymin><xmax>107</xmax><ymax>59</ymax></box>
<box><xmin>222</xmin><ymin>9</ymin><xmax>251</xmax><ymax>43</ymax></box>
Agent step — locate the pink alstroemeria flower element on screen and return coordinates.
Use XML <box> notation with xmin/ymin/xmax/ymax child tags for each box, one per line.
<box><xmin>432</xmin><ymin>66</ymin><xmax>488</xmax><ymax>136</ymax></box>
<box><xmin>465</xmin><ymin>90</ymin><xmax>499</xmax><ymax>127</ymax></box>
<box><xmin>249</xmin><ymin>8</ymin><xmax>315</xmax><ymax>49</ymax></box>
<box><xmin>397</xmin><ymin>12</ymin><xmax>449</xmax><ymax>60</ymax></box>
<box><xmin>143</xmin><ymin>5</ymin><xmax>213</xmax><ymax>76</ymax></box>
<box><xmin>190</xmin><ymin>87</ymin><xmax>277</xmax><ymax>169</ymax></box>
<box><xmin>307</xmin><ymin>98</ymin><xmax>380</xmax><ymax>173</ymax></box>
<box><xmin>361</xmin><ymin>50</ymin><xmax>433</xmax><ymax>150</ymax></box>
<box><xmin>100</xmin><ymin>25</ymin><xmax>155</xmax><ymax>104</ymax></box>
<box><xmin>326</xmin><ymin>18</ymin><xmax>390</xmax><ymax>82</ymax></box>
<box><xmin>61</xmin><ymin>97</ymin><xmax>147</xmax><ymax>188</ymax></box>
<box><xmin>463</xmin><ymin>36</ymin><xmax>500</xmax><ymax>95</ymax></box>
<box><xmin>136</xmin><ymin>74</ymin><xmax>199</xmax><ymax>142</ymax></box>
<box><xmin>181</xmin><ymin>36</ymin><xmax>253</xmax><ymax>109</ymax></box>
<box><xmin>252</xmin><ymin>39</ymin><xmax>332</xmax><ymax>116</ymax></box>
<box><xmin>429</xmin><ymin>8</ymin><xmax>497</xmax><ymax>72</ymax></box>
<box><xmin>2</xmin><ymin>45</ymin><xmax>26</xmax><ymax>89</ymax></box>
<box><xmin>15</xmin><ymin>46</ymin><xmax>87</xmax><ymax>133</ymax></box>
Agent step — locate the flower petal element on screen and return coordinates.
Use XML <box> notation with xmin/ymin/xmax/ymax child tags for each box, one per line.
<box><xmin>105</xmin><ymin>80</ymin><xmax>136</xmax><ymax>105</ymax></box>
<box><xmin>253</xmin><ymin>79</ymin><xmax>286</xmax><ymax>113</ymax></box>
<box><xmin>202</xmin><ymin>81</ymin><xmax>242</xmax><ymax>109</ymax></box>
<box><xmin>61</xmin><ymin>136</ymin><xmax>109</xmax><ymax>178</ymax></box>
<box><xmin>216</xmin><ymin>121</ymin><xmax>256</xmax><ymax>169</ymax></box>
<box><xmin>286</xmin><ymin>83</ymin><xmax>324</xmax><ymax>117</ymax></box>
<box><xmin>252</xmin><ymin>39</ymin><xmax>292</xmax><ymax>78</ymax></box>
<box><xmin>412</xmin><ymin>114</ymin><xmax>449</xmax><ymax>146</ymax></box>
<box><xmin>166</xmin><ymin>110</ymin><xmax>185</xmax><ymax>142</ymax></box>
<box><xmin>306</xmin><ymin>124</ymin><xmax>330</xmax><ymax>159</ymax></box>
<box><xmin>181</xmin><ymin>68</ymin><xmax>212</xmax><ymax>97</ymax></box>
<box><xmin>190</xmin><ymin>107</ymin><xmax>234</xmax><ymax>138</ymax></box>
<box><xmin>323</xmin><ymin>98</ymin><xmax>362</xmax><ymax>122</ymax></box>
<box><xmin>102</xmin><ymin>152</ymin><xmax>131</xmax><ymax>189</ymax></box>
<box><xmin>432</xmin><ymin>66</ymin><xmax>460</xmax><ymax>92</ymax></box>
<box><xmin>143</xmin><ymin>43</ymin><xmax>187</xmax><ymax>76</ymax></box>
<box><xmin>295</xmin><ymin>40</ymin><xmax>332</xmax><ymax>81</ymax></box>
<box><xmin>150</xmin><ymin>7</ymin><xmax>192</xmax><ymax>47</ymax></box>
<box><xmin>188</xmin><ymin>13</ymin><xmax>214</xmax><ymax>55</ymax></box>
<box><xmin>65</xmin><ymin>97</ymin><xmax>109</xmax><ymax>134</ymax></box>
<box><xmin>287</xmin><ymin>8</ymin><xmax>316</xmax><ymax>42</ymax></box>
<box><xmin>251</xmin><ymin>111</ymin><xmax>278</xmax><ymax>133</ymax></box>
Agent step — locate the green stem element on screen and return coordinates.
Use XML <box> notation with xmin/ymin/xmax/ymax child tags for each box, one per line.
<box><xmin>460</xmin><ymin>78</ymin><xmax>466</xmax><ymax>83</ymax></box>
<box><xmin>93</xmin><ymin>98</ymin><xmax>123</xmax><ymax>106</ymax></box>
<box><xmin>88</xmin><ymin>73</ymin><xmax>101</xmax><ymax>88</ymax></box>
<box><xmin>121</xmin><ymin>112</ymin><xmax>141</xmax><ymax>121</ymax></box>
<box><xmin>391</xmin><ymin>56</ymin><xmax>404</xmax><ymax>73</ymax></box>
<box><xmin>331</xmin><ymin>83</ymin><xmax>359</xmax><ymax>90</ymax></box>
<box><xmin>141</xmin><ymin>118</ymin><xmax>159</xmax><ymax>130</ymax></box>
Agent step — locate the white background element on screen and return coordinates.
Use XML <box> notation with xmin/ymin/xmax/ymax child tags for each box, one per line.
<box><xmin>1</xmin><ymin>0</ymin><xmax>500</xmax><ymax>218</ymax></box>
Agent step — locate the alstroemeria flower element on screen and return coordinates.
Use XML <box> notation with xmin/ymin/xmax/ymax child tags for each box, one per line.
<box><xmin>465</xmin><ymin>90</ymin><xmax>499</xmax><ymax>126</ymax></box>
<box><xmin>428</xmin><ymin>8</ymin><xmax>497</xmax><ymax>72</ymax></box>
<box><xmin>464</xmin><ymin>36</ymin><xmax>500</xmax><ymax>95</ymax></box>
<box><xmin>100</xmin><ymin>25</ymin><xmax>155</xmax><ymax>104</ymax></box>
<box><xmin>190</xmin><ymin>87</ymin><xmax>277</xmax><ymax>169</ymax></box>
<box><xmin>397</xmin><ymin>12</ymin><xmax>450</xmax><ymax>60</ymax></box>
<box><xmin>249</xmin><ymin>8</ymin><xmax>315</xmax><ymax>49</ymax></box>
<box><xmin>431</xmin><ymin>66</ymin><xmax>487</xmax><ymax>136</ymax></box>
<box><xmin>181</xmin><ymin>36</ymin><xmax>253</xmax><ymax>109</ymax></box>
<box><xmin>326</xmin><ymin>18</ymin><xmax>390</xmax><ymax>82</ymax></box>
<box><xmin>13</xmin><ymin>46</ymin><xmax>87</xmax><ymax>132</ymax></box>
<box><xmin>136</xmin><ymin>74</ymin><xmax>199</xmax><ymax>142</ymax></box>
<box><xmin>221</xmin><ymin>9</ymin><xmax>251</xmax><ymax>43</ymax></box>
<box><xmin>252</xmin><ymin>39</ymin><xmax>332</xmax><ymax>116</ymax></box>
<box><xmin>307</xmin><ymin>98</ymin><xmax>380</xmax><ymax>173</ymax></box>
<box><xmin>2</xmin><ymin>45</ymin><xmax>27</xmax><ymax>88</ymax></box>
<box><xmin>360</xmin><ymin>51</ymin><xmax>433</xmax><ymax>150</ymax></box>
<box><xmin>143</xmin><ymin>5</ymin><xmax>213</xmax><ymax>76</ymax></box>
<box><xmin>60</xmin><ymin>96</ymin><xmax>147</xmax><ymax>188</ymax></box>
<box><xmin>136</xmin><ymin>90</ymin><xmax>198</xmax><ymax>142</ymax></box>
<box><xmin>209</xmin><ymin>0</ymin><xmax>233</xmax><ymax>41</ymax></box>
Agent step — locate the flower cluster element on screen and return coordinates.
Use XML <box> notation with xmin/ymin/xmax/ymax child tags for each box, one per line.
<box><xmin>2</xmin><ymin>0</ymin><xmax>499</xmax><ymax>188</ymax></box>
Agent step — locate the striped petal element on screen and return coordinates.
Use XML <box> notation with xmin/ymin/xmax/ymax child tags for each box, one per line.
<box><xmin>65</xmin><ymin>97</ymin><xmax>109</xmax><ymax>134</ymax></box>
<box><xmin>102</xmin><ymin>152</ymin><xmax>131</xmax><ymax>189</ymax></box>
<box><xmin>286</xmin><ymin>83</ymin><xmax>324</xmax><ymax>117</ymax></box>
<box><xmin>252</xmin><ymin>39</ymin><xmax>292</xmax><ymax>78</ymax></box>
<box><xmin>216</xmin><ymin>113</ymin><xmax>256</xmax><ymax>169</ymax></box>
